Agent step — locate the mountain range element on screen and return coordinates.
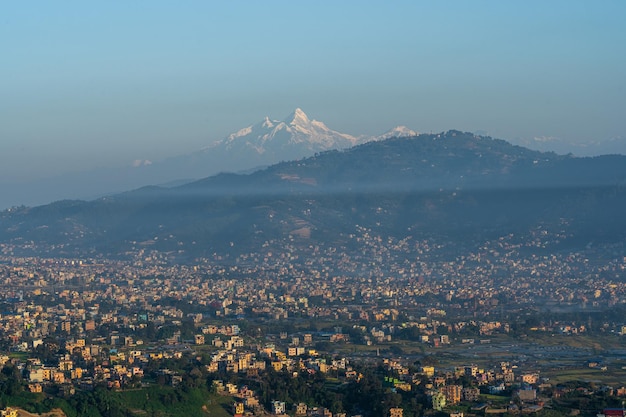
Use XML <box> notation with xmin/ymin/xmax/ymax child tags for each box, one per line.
<box><xmin>0</xmin><ymin>109</ymin><xmax>417</xmax><ymax>209</ymax></box>
<box><xmin>2</xmin><ymin>130</ymin><xmax>626</xmax><ymax>262</ymax></box>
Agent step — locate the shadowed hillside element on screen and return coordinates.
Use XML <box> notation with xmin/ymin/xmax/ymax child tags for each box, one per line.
<box><xmin>2</xmin><ymin>131</ymin><xmax>625</xmax><ymax>261</ymax></box>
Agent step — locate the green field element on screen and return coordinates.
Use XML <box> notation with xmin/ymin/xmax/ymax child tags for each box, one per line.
<box><xmin>544</xmin><ymin>368</ymin><xmax>626</xmax><ymax>386</ymax></box>
<box><xmin>118</xmin><ymin>387</ymin><xmax>234</xmax><ymax>417</ymax></box>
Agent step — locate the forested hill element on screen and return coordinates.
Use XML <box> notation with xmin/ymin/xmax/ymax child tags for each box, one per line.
<box><xmin>2</xmin><ymin>131</ymin><xmax>626</xmax><ymax>260</ymax></box>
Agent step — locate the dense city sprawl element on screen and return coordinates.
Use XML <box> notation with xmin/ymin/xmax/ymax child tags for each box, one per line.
<box><xmin>1</xmin><ymin>226</ymin><xmax>626</xmax><ymax>417</ymax></box>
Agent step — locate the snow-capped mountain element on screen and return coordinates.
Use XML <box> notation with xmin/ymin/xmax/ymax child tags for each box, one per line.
<box><xmin>198</xmin><ymin>109</ymin><xmax>418</xmax><ymax>169</ymax></box>
<box><xmin>0</xmin><ymin>109</ymin><xmax>418</xmax><ymax>208</ymax></box>
<box><xmin>372</xmin><ymin>125</ymin><xmax>419</xmax><ymax>142</ymax></box>
<box><xmin>207</xmin><ymin>108</ymin><xmax>358</xmax><ymax>158</ymax></box>
<box><xmin>93</xmin><ymin>108</ymin><xmax>368</xmax><ymax>193</ymax></box>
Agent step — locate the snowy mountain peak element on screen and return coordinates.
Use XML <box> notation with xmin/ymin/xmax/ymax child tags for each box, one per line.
<box><xmin>204</xmin><ymin>111</ymin><xmax>417</xmax><ymax>157</ymax></box>
<box><xmin>286</xmin><ymin>108</ymin><xmax>310</xmax><ymax>125</ymax></box>
<box><xmin>374</xmin><ymin>125</ymin><xmax>419</xmax><ymax>141</ymax></box>
<box><xmin>111</xmin><ymin>111</ymin><xmax>420</xmax><ymax>197</ymax></box>
<box><xmin>262</xmin><ymin>116</ymin><xmax>275</xmax><ymax>129</ymax></box>
<box><xmin>214</xmin><ymin>108</ymin><xmax>358</xmax><ymax>160</ymax></box>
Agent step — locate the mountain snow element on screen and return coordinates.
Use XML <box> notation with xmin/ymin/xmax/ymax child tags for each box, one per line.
<box><xmin>193</xmin><ymin>109</ymin><xmax>420</xmax><ymax>176</ymax></box>
<box><xmin>373</xmin><ymin>125</ymin><xmax>419</xmax><ymax>141</ymax></box>
<box><xmin>211</xmin><ymin>108</ymin><xmax>359</xmax><ymax>155</ymax></box>
<box><xmin>206</xmin><ymin>109</ymin><xmax>418</xmax><ymax>160</ymax></box>
<box><xmin>0</xmin><ymin>108</ymin><xmax>420</xmax><ymax>209</ymax></box>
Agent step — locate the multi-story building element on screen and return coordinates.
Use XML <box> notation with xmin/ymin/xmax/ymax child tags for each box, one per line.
<box><xmin>232</xmin><ymin>402</ymin><xmax>244</xmax><ymax>417</ymax></box>
<box><xmin>442</xmin><ymin>384</ymin><xmax>462</xmax><ymax>405</ymax></box>
<box><xmin>462</xmin><ymin>387</ymin><xmax>480</xmax><ymax>402</ymax></box>
<box><xmin>271</xmin><ymin>400</ymin><xmax>286</xmax><ymax>415</ymax></box>
<box><xmin>390</xmin><ymin>407</ymin><xmax>403</xmax><ymax>417</ymax></box>
<box><xmin>432</xmin><ymin>391</ymin><xmax>446</xmax><ymax>411</ymax></box>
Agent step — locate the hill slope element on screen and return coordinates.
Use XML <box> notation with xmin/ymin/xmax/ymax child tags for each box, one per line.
<box><xmin>2</xmin><ymin>131</ymin><xmax>626</xmax><ymax>261</ymax></box>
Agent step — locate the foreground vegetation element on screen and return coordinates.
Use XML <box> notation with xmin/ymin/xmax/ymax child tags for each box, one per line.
<box><xmin>2</xmin><ymin>356</ymin><xmax>626</xmax><ymax>417</ymax></box>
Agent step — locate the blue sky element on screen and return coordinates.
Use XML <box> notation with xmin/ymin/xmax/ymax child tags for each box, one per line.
<box><xmin>2</xmin><ymin>1</ymin><xmax>625</xmax><ymax>182</ymax></box>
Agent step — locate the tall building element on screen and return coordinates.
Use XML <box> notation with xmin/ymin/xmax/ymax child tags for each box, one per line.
<box><xmin>61</xmin><ymin>321</ymin><xmax>71</xmax><ymax>333</ymax></box>
<box><xmin>442</xmin><ymin>384</ymin><xmax>462</xmax><ymax>405</ymax></box>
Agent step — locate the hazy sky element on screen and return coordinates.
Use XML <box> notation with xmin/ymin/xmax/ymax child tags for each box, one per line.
<box><xmin>2</xmin><ymin>1</ymin><xmax>625</xmax><ymax>182</ymax></box>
